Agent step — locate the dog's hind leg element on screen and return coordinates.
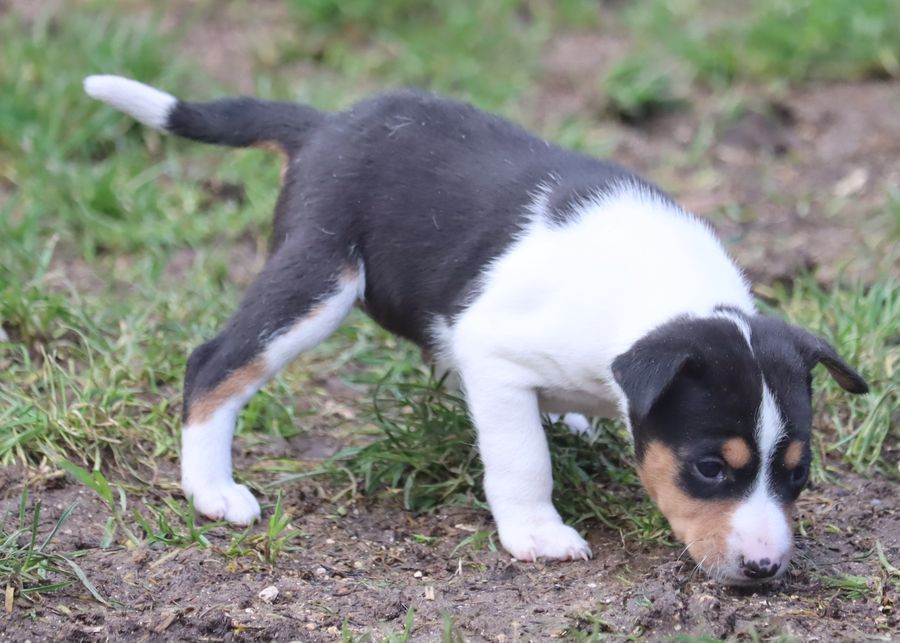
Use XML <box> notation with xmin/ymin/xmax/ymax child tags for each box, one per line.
<box><xmin>180</xmin><ymin>240</ymin><xmax>361</xmax><ymax>524</ymax></box>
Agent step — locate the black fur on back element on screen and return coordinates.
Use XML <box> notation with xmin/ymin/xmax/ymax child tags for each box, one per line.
<box><xmin>255</xmin><ymin>89</ymin><xmax>658</xmax><ymax>346</ymax></box>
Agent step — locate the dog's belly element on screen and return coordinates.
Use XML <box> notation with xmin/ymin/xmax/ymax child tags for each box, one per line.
<box><xmin>537</xmin><ymin>385</ymin><xmax>621</xmax><ymax>418</ymax></box>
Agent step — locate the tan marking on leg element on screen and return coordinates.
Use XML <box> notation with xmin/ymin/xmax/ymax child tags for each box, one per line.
<box><xmin>638</xmin><ymin>441</ymin><xmax>737</xmax><ymax>569</ymax></box>
<box><xmin>338</xmin><ymin>265</ymin><xmax>359</xmax><ymax>285</ymax></box>
<box><xmin>721</xmin><ymin>437</ymin><xmax>752</xmax><ymax>470</ymax></box>
<box><xmin>784</xmin><ymin>440</ymin><xmax>805</xmax><ymax>469</ymax></box>
<box><xmin>305</xmin><ymin>300</ymin><xmax>326</xmax><ymax>321</ymax></box>
<box><xmin>187</xmin><ymin>359</ymin><xmax>267</xmax><ymax>425</ymax></box>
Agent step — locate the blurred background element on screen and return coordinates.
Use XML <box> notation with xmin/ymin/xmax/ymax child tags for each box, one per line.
<box><xmin>0</xmin><ymin>1</ymin><xmax>898</xmax><ymax>639</ymax></box>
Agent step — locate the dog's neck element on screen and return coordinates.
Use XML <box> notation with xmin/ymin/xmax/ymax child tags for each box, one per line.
<box><xmin>502</xmin><ymin>184</ymin><xmax>757</xmax><ymax>356</ymax></box>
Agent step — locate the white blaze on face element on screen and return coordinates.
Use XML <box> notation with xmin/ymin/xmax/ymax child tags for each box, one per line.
<box><xmin>726</xmin><ymin>384</ymin><xmax>793</xmax><ymax>580</ymax></box>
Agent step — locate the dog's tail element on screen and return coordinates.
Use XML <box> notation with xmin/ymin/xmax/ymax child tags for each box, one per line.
<box><xmin>83</xmin><ymin>75</ymin><xmax>323</xmax><ymax>154</ymax></box>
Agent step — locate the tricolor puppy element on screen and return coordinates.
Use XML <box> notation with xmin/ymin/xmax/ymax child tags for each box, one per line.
<box><xmin>84</xmin><ymin>75</ymin><xmax>868</xmax><ymax>585</ymax></box>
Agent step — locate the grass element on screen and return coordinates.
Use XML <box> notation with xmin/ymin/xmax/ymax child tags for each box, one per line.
<box><xmin>277</xmin><ymin>379</ymin><xmax>670</xmax><ymax>543</ymax></box>
<box><xmin>0</xmin><ymin>490</ymin><xmax>108</xmax><ymax>610</ymax></box>
<box><xmin>605</xmin><ymin>54</ymin><xmax>686</xmax><ymax>123</ymax></box>
<box><xmin>3</xmin><ymin>1</ymin><xmax>894</xmax><ymax>476</ymax></box>
<box><xmin>760</xmin><ymin>278</ymin><xmax>899</xmax><ymax>477</ymax></box>
<box><xmin>604</xmin><ymin>0</ymin><xmax>900</xmax><ymax>120</ymax></box>
<box><xmin>135</xmin><ymin>496</ymin><xmax>222</xmax><ymax>549</ymax></box>
<box><xmin>0</xmin><ymin>0</ymin><xmax>897</xmax><ymax>631</ymax></box>
<box><xmin>622</xmin><ymin>0</ymin><xmax>900</xmax><ymax>86</ymax></box>
<box><xmin>285</xmin><ymin>0</ymin><xmax>599</xmax><ymax>114</ymax></box>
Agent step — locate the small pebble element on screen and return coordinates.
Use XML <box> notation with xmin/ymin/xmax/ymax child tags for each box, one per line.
<box><xmin>258</xmin><ymin>585</ymin><xmax>279</xmax><ymax>603</ymax></box>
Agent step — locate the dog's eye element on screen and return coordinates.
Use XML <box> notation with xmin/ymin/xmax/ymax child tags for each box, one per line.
<box><xmin>694</xmin><ymin>458</ymin><xmax>727</xmax><ymax>482</ymax></box>
<box><xmin>790</xmin><ymin>463</ymin><xmax>809</xmax><ymax>487</ymax></box>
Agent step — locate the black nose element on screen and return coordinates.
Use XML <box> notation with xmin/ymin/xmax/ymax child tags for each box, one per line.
<box><xmin>741</xmin><ymin>557</ymin><xmax>780</xmax><ymax>579</ymax></box>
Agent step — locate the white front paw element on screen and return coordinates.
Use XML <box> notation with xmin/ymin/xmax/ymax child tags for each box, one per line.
<box><xmin>499</xmin><ymin>520</ymin><xmax>592</xmax><ymax>561</ymax></box>
<box><xmin>183</xmin><ymin>479</ymin><xmax>261</xmax><ymax>525</ymax></box>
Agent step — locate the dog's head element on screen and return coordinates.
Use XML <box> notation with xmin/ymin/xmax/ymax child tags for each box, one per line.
<box><xmin>612</xmin><ymin>311</ymin><xmax>867</xmax><ymax>585</ymax></box>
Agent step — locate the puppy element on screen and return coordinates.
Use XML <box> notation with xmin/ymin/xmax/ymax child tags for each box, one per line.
<box><xmin>84</xmin><ymin>75</ymin><xmax>868</xmax><ymax>584</ymax></box>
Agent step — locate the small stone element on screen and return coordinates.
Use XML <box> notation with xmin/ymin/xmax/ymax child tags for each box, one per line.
<box><xmin>315</xmin><ymin>567</ymin><xmax>327</xmax><ymax>576</ymax></box>
<box><xmin>833</xmin><ymin>167</ymin><xmax>868</xmax><ymax>197</ymax></box>
<box><xmin>258</xmin><ymin>585</ymin><xmax>279</xmax><ymax>603</ymax></box>
<box><xmin>413</xmin><ymin>571</ymin><xmax>423</xmax><ymax>578</ymax></box>
<box><xmin>131</xmin><ymin>549</ymin><xmax>150</xmax><ymax>565</ymax></box>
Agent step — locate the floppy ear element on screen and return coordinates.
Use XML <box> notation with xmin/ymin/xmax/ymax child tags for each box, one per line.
<box><xmin>792</xmin><ymin>328</ymin><xmax>869</xmax><ymax>394</ymax></box>
<box><xmin>611</xmin><ymin>339</ymin><xmax>697</xmax><ymax>423</ymax></box>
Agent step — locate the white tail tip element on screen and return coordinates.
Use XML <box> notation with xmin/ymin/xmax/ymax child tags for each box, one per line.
<box><xmin>84</xmin><ymin>75</ymin><xmax>177</xmax><ymax>131</ymax></box>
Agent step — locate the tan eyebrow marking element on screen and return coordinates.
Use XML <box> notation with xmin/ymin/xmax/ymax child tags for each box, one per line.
<box><xmin>721</xmin><ymin>437</ymin><xmax>752</xmax><ymax>469</ymax></box>
<box><xmin>784</xmin><ymin>440</ymin><xmax>805</xmax><ymax>469</ymax></box>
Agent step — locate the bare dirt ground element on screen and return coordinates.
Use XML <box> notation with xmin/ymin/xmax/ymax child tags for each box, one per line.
<box><xmin>1</xmin><ymin>463</ymin><xmax>897</xmax><ymax>641</ymax></box>
<box><xmin>2</xmin><ymin>5</ymin><xmax>898</xmax><ymax>641</ymax></box>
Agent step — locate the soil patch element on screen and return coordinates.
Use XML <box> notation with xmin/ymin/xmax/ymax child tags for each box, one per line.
<box><xmin>1</xmin><ymin>461</ymin><xmax>897</xmax><ymax>640</ymax></box>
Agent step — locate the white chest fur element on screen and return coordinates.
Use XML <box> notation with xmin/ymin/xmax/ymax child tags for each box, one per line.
<box><xmin>440</xmin><ymin>184</ymin><xmax>756</xmax><ymax>411</ymax></box>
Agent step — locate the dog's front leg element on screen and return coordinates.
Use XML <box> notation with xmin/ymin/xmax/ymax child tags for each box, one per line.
<box><xmin>460</xmin><ymin>368</ymin><xmax>592</xmax><ymax>561</ymax></box>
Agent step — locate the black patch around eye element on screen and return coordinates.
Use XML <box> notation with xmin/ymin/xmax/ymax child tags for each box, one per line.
<box><xmin>769</xmin><ymin>447</ymin><xmax>812</xmax><ymax>502</ymax></box>
<box><xmin>790</xmin><ymin>463</ymin><xmax>809</xmax><ymax>487</ymax></box>
<box><xmin>677</xmin><ymin>450</ymin><xmax>756</xmax><ymax>500</ymax></box>
<box><xmin>695</xmin><ymin>458</ymin><xmax>726</xmax><ymax>482</ymax></box>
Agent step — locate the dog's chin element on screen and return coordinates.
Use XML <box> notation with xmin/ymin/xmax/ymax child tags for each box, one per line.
<box><xmin>699</xmin><ymin>560</ymin><xmax>789</xmax><ymax>587</ymax></box>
